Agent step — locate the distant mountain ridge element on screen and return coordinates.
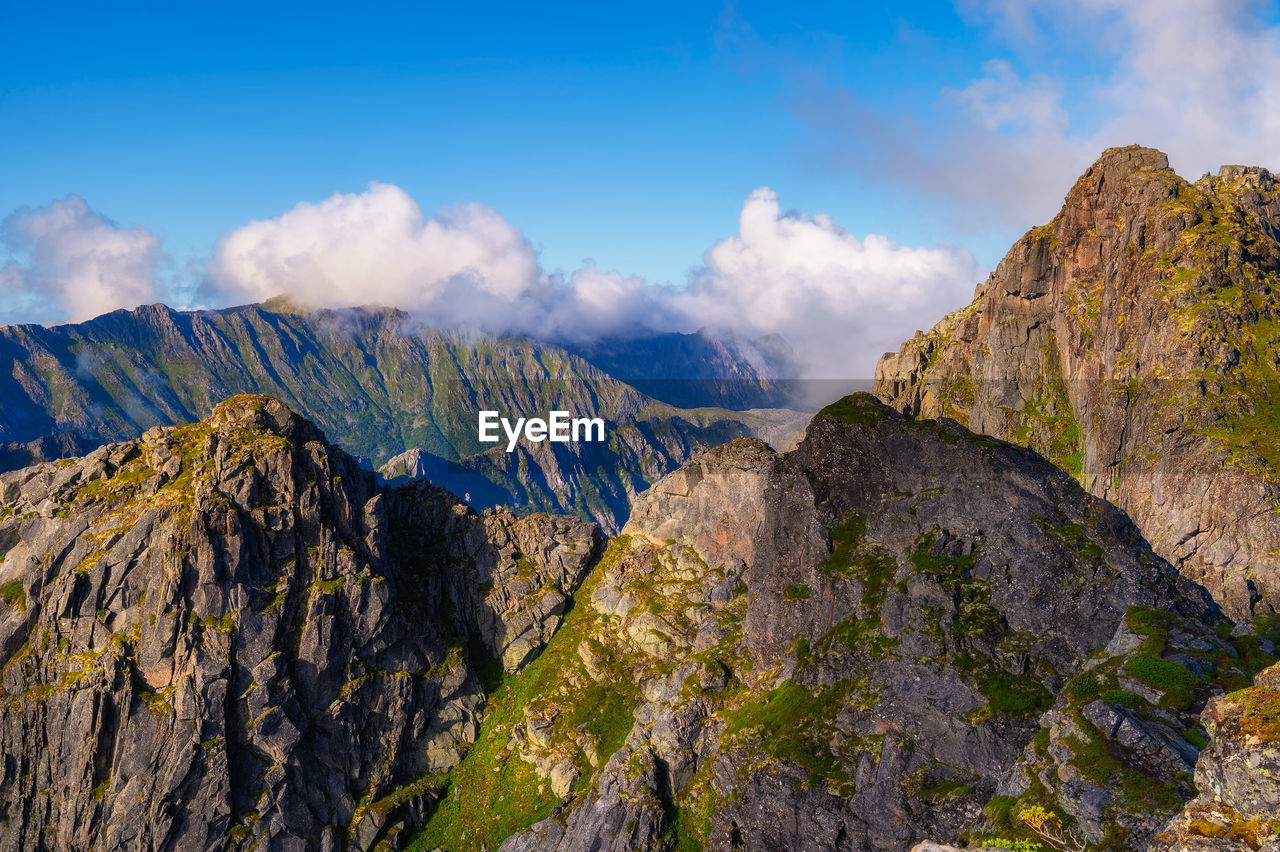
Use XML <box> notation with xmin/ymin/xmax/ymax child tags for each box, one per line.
<box><xmin>564</xmin><ymin>329</ymin><xmax>799</xmax><ymax>410</ymax></box>
<box><xmin>0</xmin><ymin>301</ymin><xmax>808</xmax><ymax>530</ymax></box>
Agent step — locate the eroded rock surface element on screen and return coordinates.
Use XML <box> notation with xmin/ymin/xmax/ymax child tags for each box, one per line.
<box><xmin>418</xmin><ymin>394</ymin><xmax>1234</xmax><ymax>852</ymax></box>
<box><xmin>0</xmin><ymin>394</ymin><xmax>600</xmax><ymax>851</ymax></box>
<box><xmin>1150</xmin><ymin>661</ymin><xmax>1280</xmax><ymax>852</ymax></box>
<box><xmin>875</xmin><ymin>145</ymin><xmax>1280</xmax><ymax>618</ymax></box>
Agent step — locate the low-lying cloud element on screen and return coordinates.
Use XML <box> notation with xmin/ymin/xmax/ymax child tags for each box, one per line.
<box><xmin>206</xmin><ymin>182</ymin><xmax>980</xmax><ymax>379</ymax></box>
<box><xmin>0</xmin><ymin>196</ymin><xmax>165</xmax><ymax>326</ymax></box>
<box><xmin>209</xmin><ymin>183</ymin><xmax>543</xmax><ymax>325</ymax></box>
<box><xmin>678</xmin><ymin>189</ymin><xmax>977</xmax><ymax>376</ymax></box>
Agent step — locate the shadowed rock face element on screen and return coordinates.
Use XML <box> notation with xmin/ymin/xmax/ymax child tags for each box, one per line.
<box><xmin>0</xmin><ymin>394</ymin><xmax>600</xmax><ymax>851</ymax></box>
<box><xmin>2</xmin><ymin>391</ymin><xmax>1274</xmax><ymax>852</ymax></box>
<box><xmin>875</xmin><ymin>145</ymin><xmax>1280</xmax><ymax>618</ymax></box>
<box><xmin>417</xmin><ymin>394</ymin><xmax>1229</xmax><ymax>852</ymax></box>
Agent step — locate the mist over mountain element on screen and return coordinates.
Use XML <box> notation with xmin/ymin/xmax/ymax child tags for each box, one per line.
<box><xmin>2</xmin><ymin>185</ymin><xmax>980</xmax><ymax>385</ymax></box>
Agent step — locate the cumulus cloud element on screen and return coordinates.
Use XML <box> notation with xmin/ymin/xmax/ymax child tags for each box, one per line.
<box><xmin>0</xmin><ymin>196</ymin><xmax>165</xmax><ymax>325</ymax></box>
<box><xmin>676</xmin><ymin>189</ymin><xmax>978</xmax><ymax>378</ymax></box>
<box><xmin>209</xmin><ymin>183</ymin><xmax>542</xmax><ymax>319</ymax></box>
<box><xmin>209</xmin><ymin>182</ymin><xmax>978</xmax><ymax>379</ymax></box>
<box><xmin>0</xmin><ymin>184</ymin><xmax>981</xmax><ymax>382</ymax></box>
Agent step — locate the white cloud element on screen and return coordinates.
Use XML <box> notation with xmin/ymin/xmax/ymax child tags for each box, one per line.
<box><xmin>207</xmin><ymin>183</ymin><xmax>978</xmax><ymax>379</ymax></box>
<box><xmin>1081</xmin><ymin>0</ymin><xmax>1280</xmax><ymax>172</ymax></box>
<box><xmin>209</xmin><ymin>182</ymin><xmax>542</xmax><ymax>317</ymax></box>
<box><xmin>1</xmin><ymin>196</ymin><xmax>164</xmax><ymax>325</ymax></box>
<box><xmin>0</xmin><ymin>184</ymin><xmax>980</xmax><ymax>383</ymax></box>
<box><xmin>801</xmin><ymin>0</ymin><xmax>1280</xmax><ymax>230</ymax></box>
<box><xmin>675</xmin><ymin>189</ymin><xmax>979</xmax><ymax>378</ymax></box>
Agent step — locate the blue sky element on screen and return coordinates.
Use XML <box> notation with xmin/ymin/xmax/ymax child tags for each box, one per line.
<box><xmin>0</xmin><ymin>1</ymin><xmax>1029</xmax><ymax>280</ymax></box>
<box><xmin>4</xmin><ymin>1</ymin><xmax>1280</xmax><ymax>376</ymax></box>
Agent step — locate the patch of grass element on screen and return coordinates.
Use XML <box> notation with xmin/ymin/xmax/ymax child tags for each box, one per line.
<box><xmin>414</xmin><ymin>537</ymin><xmax>639</xmax><ymax>851</ymax></box>
<box><xmin>920</xmin><ymin>779</ymin><xmax>975</xmax><ymax>802</ymax></box>
<box><xmin>816</xmin><ymin>394</ymin><xmax>892</xmax><ymax>428</ymax></box>
<box><xmin>1063</xmin><ymin>717</ymin><xmax>1120</xmax><ymax>785</ymax></box>
<box><xmin>817</xmin><ymin>513</ymin><xmax>866</xmax><ymax>579</ymax></box>
<box><xmin>909</xmin><ymin>529</ymin><xmax>977</xmax><ymax>578</ymax></box>
<box><xmin>311</xmin><ymin>577</ymin><xmax>345</xmax><ymax>595</ymax></box>
<box><xmin>1102</xmin><ymin>688</ymin><xmax>1144</xmax><ymax>710</ymax></box>
<box><xmin>0</xmin><ymin>580</ymin><xmax>25</xmax><ymax>612</ymax></box>
<box><xmin>1125</xmin><ymin>605</ymin><xmax>1176</xmax><ymax>654</ymax></box>
<box><xmin>1035</xmin><ymin>517</ymin><xmax>1104</xmax><ymax>563</ymax></box>
<box><xmin>1182</xmin><ymin>726</ymin><xmax>1209</xmax><ymax>749</ymax></box>
<box><xmin>365</xmin><ymin>772</ymin><xmax>448</xmax><ymax>817</ymax></box>
<box><xmin>198</xmin><ymin>613</ymin><xmax>235</xmax><ymax>632</ymax></box>
<box><xmin>1065</xmin><ymin>669</ymin><xmax>1109</xmax><ymax>702</ymax></box>
<box><xmin>783</xmin><ymin>584</ymin><xmax>810</xmax><ymax>601</ymax></box>
<box><xmin>666</xmin><ymin>770</ymin><xmax>717</xmax><ymax>852</ymax></box>
<box><xmin>137</xmin><ymin>688</ymin><xmax>173</xmax><ymax>715</ymax></box>
<box><xmin>1126</xmin><ymin>653</ymin><xmax>1197</xmax><ymax>709</ymax></box>
<box><xmin>976</xmin><ymin>669</ymin><xmax>1053</xmax><ymax>717</ymax></box>
<box><xmin>722</xmin><ymin>679</ymin><xmax>859</xmax><ymax>790</ymax></box>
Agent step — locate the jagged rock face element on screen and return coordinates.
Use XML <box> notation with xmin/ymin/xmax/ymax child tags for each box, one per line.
<box><xmin>1150</xmin><ymin>662</ymin><xmax>1280</xmax><ymax>852</ymax></box>
<box><xmin>415</xmin><ymin>394</ymin><xmax>1217</xmax><ymax>851</ymax></box>
<box><xmin>874</xmin><ymin>145</ymin><xmax>1280</xmax><ymax>618</ymax></box>
<box><xmin>0</xmin><ymin>395</ymin><xmax>600</xmax><ymax>851</ymax></box>
<box><xmin>981</xmin><ymin>605</ymin><xmax>1277</xmax><ymax>851</ymax></box>
<box><xmin>0</xmin><ymin>301</ymin><xmax>805</xmax><ymax>532</ymax></box>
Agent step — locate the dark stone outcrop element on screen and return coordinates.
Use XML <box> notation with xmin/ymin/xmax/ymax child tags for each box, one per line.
<box><xmin>0</xmin><ymin>394</ymin><xmax>600</xmax><ymax>850</ymax></box>
<box><xmin>420</xmin><ymin>393</ymin><xmax>1242</xmax><ymax>851</ymax></box>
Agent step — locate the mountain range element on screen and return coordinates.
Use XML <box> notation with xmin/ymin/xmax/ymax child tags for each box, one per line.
<box><xmin>0</xmin><ymin>299</ymin><xmax>808</xmax><ymax>532</ymax></box>
<box><xmin>0</xmin><ymin>146</ymin><xmax>1278</xmax><ymax>851</ymax></box>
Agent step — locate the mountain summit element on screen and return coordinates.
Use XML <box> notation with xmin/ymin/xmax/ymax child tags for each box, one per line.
<box><xmin>876</xmin><ymin>145</ymin><xmax>1280</xmax><ymax>618</ymax></box>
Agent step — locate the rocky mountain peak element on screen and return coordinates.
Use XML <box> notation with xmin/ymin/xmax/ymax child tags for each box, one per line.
<box><xmin>1083</xmin><ymin>143</ymin><xmax>1171</xmax><ymax>176</ymax></box>
<box><xmin>875</xmin><ymin>144</ymin><xmax>1280</xmax><ymax>618</ymax></box>
<box><xmin>422</xmin><ymin>390</ymin><xmax>1246</xmax><ymax>851</ymax></box>
<box><xmin>204</xmin><ymin>393</ymin><xmax>322</xmax><ymax>442</ymax></box>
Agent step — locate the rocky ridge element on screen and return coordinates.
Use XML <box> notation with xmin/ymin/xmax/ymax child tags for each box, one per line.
<box><xmin>0</xmin><ymin>394</ymin><xmax>601</xmax><ymax>850</ymax></box>
<box><xmin>875</xmin><ymin>145</ymin><xmax>1280</xmax><ymax>618</ymax></box>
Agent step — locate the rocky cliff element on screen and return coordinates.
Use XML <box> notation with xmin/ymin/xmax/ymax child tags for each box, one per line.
<box><xmin>0</xmin><ymin>301</ymin><xmax>805</xmax><ymax>531</ymax></box>
<box><xmin>0</xmin><ymin>394</ymin><xmax>601</xmax><ymax>850</ymax></box>
<box><xmin>410</xmin><ymin>393</ymin><xmax>1266</xmax><ymax>852</ymax></box>
<box><xmin>1149</xmin><ymin>661</ymin><xmax>1280</xmax><ymax>851</ymax></box>
<box><xmin>2</xmin><ymin>390</ymin><xmax>1275</xmax><ymax>851</ymax></box>
<box><xmin>874</xmin><ymin>145</ymin><xmax>1280</xmax><ymax>618</ymax></box>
